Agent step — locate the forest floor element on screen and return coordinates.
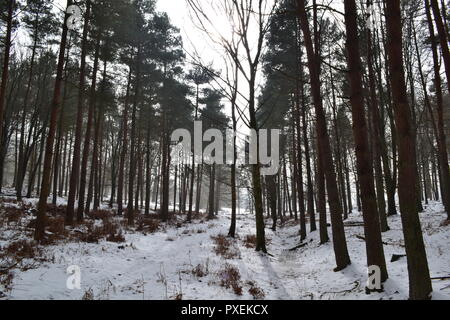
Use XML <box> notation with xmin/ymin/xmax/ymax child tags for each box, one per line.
<box><xmin>0</xmin><ymin>191</ymin><xmax>449</xmax><ymax>300</ymax></box>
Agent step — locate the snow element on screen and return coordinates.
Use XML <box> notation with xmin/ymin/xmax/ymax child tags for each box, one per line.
<box><xmin>0</xmin><ymin>194</ymin><xmax>449</xmax><ymax>300</ymax></box>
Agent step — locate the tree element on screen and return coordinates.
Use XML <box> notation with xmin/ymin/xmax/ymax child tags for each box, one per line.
<box><xmin>384</xmin><ymin>0</ymin><xmax>432</xmax><ymax>300</ymax></box>
<box><xmin>343</xmin><ymin>0</ymin><xmax>388</xmax><ymax>283</ymax></box>
<box><xmin>429</xmin><ymin>0</ymin><xmax>450</xmax><ymax>95</ymax></box>
<box><xmin>35</xmin><ymin>0</ymin><xmax>72</xmax><ymax>241</ymax></box>
<box><xmin>186</xmin><ymin>65</ymin><xmax>213</xmax><ymax>221</ymax></box>
<box><xmin>187</xmin><ymin>0</ymin><xmax>276</xmax><ymax>253</ymax></box>
<box><xmin>0</xmin><ymin>0</ymin><xmax>15</xmax><ymax>188</ymax></box>
<box><xmin>296</xmin><ymin>0</ymin><xmax>351</xmax><ymax>271</ymax></box>
<box><xmin>425</xmin><ymin>0</ymin><xmax>450</xmax><ymax>220</ymax></box>
<box><xmin>16</xmin><ymin>0</ymin><xmax>57</xmax><ymax>201</ymax></box>
<box><xmin>200</xmin><ymin>88</ymin><xmax>228</xmax><ymax>219</ymax></box>
<box><xmin>66</xmin><ymin>0</ymin><xmax>91</xmax><ymax>224</ymax></box>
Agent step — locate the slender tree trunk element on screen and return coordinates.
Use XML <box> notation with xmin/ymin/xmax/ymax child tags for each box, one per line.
<box><xmin>344</xmin><ymin>0</ymin><xmax>388</xmax><ymax>283</ymax></box>
<box><xmin>228</xmin><ymin>72</ymin><xmax>239</xmax><ymax>237</ymax></box>
<box><xmin>367</xmin><ymin>7</ymin><xmax>389</xmax><ymax>232</ymax></box>
<box><xmin>302</xmin><ymin>97</ymin><xmax>316</xmax><ymax>232</ymax></box>
<box><xmin>127</xmin><ymin>46</ymin><xmax>142</xmax><ymax>225</ymax></box>
<box><xmin>249</xmin><ymin>81</ymin><xmax>266</xmax><ymax>253</ymax></box>
<box><xmin>317</xmin><ymin>143</ymin><xmax>329</xmax><ymax>244</ymax></box>
<box><xmin>195</xmin><ymin>164</ymin><xmax>203</xmax><ymax>213</ymax></box>
<box><xmin>295</xmin><ymin>74</ymin><xmax>306</xmax><ymax>240</ymax></box>
<box><xmin>0</xmin><ymin>0</ymin><xmax>14</xmax><ymax>186</ymax></box>
<box><xmin>430</xmin><ymin>0</ymin><xmax>450</xmax><ymax>95</ymax></box>
<box><xmin>297</xmin><ymin>0</ymin><xmax>350</xmax><ymax>270</ymax></box>
<box><xmin>17</xmin><ymin>33</ymin><xmax>38</xmax><ymax>201</ymax></box>
<box><xmin>385</xmin><ymin>0</ymin><xmax>432</xmax><ymax>300</ymax></box>
<box><xmin>117</xmin><ymin>69</ymin><xmax>132</xmax><ymax>216</ymax></box>
<box><xmin>35</xmin><ymin>1</ymin><xmax>71</xmax><ymax>241</ymax></box>
<box><xmin>208</xmin><ymin>164</ymin><xmax>216</xmax><ymax>219</ymax></box>
<box><xmin>66</xmin><ymin>0</ymin><xmax>91</xmax><ymax>224</ymax></box>
<box><xmin>425</xmin><ymin>0</ymin><xmax>450</xmax><ymax>219</ymax></box>
<box><xmin>77</xmin><ymin>35</ymin><xmax>100</xmax><ymax>223</ymax></box>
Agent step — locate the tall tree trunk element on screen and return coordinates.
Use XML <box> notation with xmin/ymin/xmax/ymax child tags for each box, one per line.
<box><xmin>385</xmin><ymin>0</ymin><xmax>432</xmax><ymax>300</ymax></box>
<box><xmin>35</xmin><ymin>1</ymin><xmax>71</xmax><ymax>241</ymax></box>
<box><xmin>367</xmin><ymin>6</ymin><xmax>389</xmax><ymax>232</ymax></box>
<box><xmin>195</xmin><ymin>164</ymin><xmax>203</xmax><ymax>213</ymax></box>
<box><xmin>344</xmin><ymin>0</ymin><xmax>388</xmax><ymax>283</ymax></box>
<box><xmin>302</xmin><ymin>96</ymin><xmax>316</xmax><ymax>232</ymax></box>
<box><xmin>228</xmin><ymin>71</ymin><xmax>239</xmax><ymax>237</ymax></box>
<box><xmin>127</xmin><ymin>46</ymin><xmax>142</xmax><ymax>225</ymax></box>
<box><xmin>117</xmin><ymin>69</ymin><xmax>132</xmax><ymax>216</ymax></box>
<box><xmin>17</xmin><ymin>31</ymin><xmax>39</xmax><ymax>201</ymax></box>
<box><xmin>0</xmin><ymin>0</ymin><xmax>14</xmax><ymax>188</ymax></box>
<box><xmin>317</xmin><ymin>142</ymin><xmax>329</xmax><ymax>244</ymax></box>
<box><xmin>66</xmin><ymin>1</ymin><xmax>90</xmax><ymax>224</ymax></box>
<box><xmin>425</xmin><ymin>0</ymin><xmax>450</xmax><ymax>219</ymax></box>
<box><xmin>249</xmin><ymin>81</ymin><xmax>266</xmax><ymax>253</ymax></box>
<box><xmin>208</xmin><ymin>164</ymin><xmax>216</xmax><ymax>219</ymax></box>
<box><xmin>77</xmin><ymin>35</ymin><xmax>100</xmax><ymax>222</ymax></box>
<box><xmin>296</xmin><ymin>0</ymin><xmax>350</xmax><ymax>271</ymax></box>
<box><xmin>294</xmin><ymin>72</ymin><xmax>306</xmax><ymax>240</ymax></box>
<box><xmin>430</xmin><ymin>0</ymin><xmax>450</xmax><ymax>95</ymax></box>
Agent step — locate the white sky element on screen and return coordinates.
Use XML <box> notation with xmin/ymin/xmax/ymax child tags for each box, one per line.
<box><xmin>156</xmin><ymin>0</ymin><xmax>276</xmax><ymax>137</ymax></box>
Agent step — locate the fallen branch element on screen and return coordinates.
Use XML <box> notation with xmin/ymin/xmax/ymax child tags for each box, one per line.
<box><xmin>319</xmin><ymin>281</ymin><xmax>360</xmax><ymax>299</ymax></box>
<box><xmin>0</xmin><ymin>260</ymin><xmax>21</xmax><ymax>273</ymax></box>
<box><xmin>431</xmin><ymin>276</ymin><xmax>450</xmax><ymax>281</ymax></box>
<box><xmin>355</xmin><ymin>235</ymin><xmax>405</xmax><ymax>248</ymax></box>
<box><xmin>288</xmin><ymin>243</ymin><xmax>308</xmax><ymax>251</ymax></box>
<box><xmin>391</xmin><ymin>254</ymin><xmax>407</xmax><ymax>262</ymax></box>
<box><xmin>344</xmin><ymin>222</ymin><xmax>364</xmax><ymax>227</ymax></box>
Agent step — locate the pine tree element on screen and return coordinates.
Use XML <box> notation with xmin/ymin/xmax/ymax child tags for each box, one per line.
<box><xmin>385</xmin><ymin>0</ymin><xmax>432</xmax><ymax>300</ymax></box>
<box><xmin>343</xmin><ymin>0</ymin><xmax>388</xmax><ymax>283</ymax></box>
<box><xmin>35</xmin><ymin>0</ymin><xmax>72</xmax><ymax>241</ymax></box>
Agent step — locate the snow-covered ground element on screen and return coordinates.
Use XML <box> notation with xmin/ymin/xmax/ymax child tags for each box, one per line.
<box><xmin>0</xmin><ymin>194</ymin><xmax>449</xmax><ymax>300</ymax></box>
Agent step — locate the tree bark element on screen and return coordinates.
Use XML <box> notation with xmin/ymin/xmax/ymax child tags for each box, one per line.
<box><xmin>429</xmin><ymin>0</ymin><xmax>450</xmax><ymax>95</ymax></box>
<box><xmin>385</xmin><ymin>0</ymin><xmax>432</xmax><ymax>300</ymax></box>
<box><xmin>117</xmin><ymin>69</ymin><xmax>132</xmax><ymax>216</ymax></box>
<box><xmin>425</xmin><ymin>0</ymin><xmax>450</xmax><ymax>219</ymax></box>
<box><xmin>344</xmin><ymin>0</ymin><xmax>388</xmax><ymax>282</ymax></box>
<box><xmin>0</xmin><ymin>0</ymin><xmax>14</xmax><ymax>181</ymax></box>
<box><xmin>296</xmin><ymin>0</ymin><xmax>350</xmax><ymax>270</ymax></box>
<box><xmin>66</xmin><ymin>1</ymin><xmax>91</xmax><ymax>224</ymax></box>
<box><xmin>35</xmin><ymin>0</ymin><xmax>71</xmax><ymax>241</ymax></box>
<box><xmin>77</xmin><ymin>35</ymin><xmax>100</xmax><ymax>222</ymax></box>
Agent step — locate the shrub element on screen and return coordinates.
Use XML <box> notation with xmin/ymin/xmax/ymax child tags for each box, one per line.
<box><xmin>0</xmin><ymin>271</ymin><xmax>14</xmax><ymax>293</ymax></box>
<box><xmin>47</xmin><ymin>216</ymin><xmax>66</xmax><ymax>239</ymax></box>
<box><xmin>211</xmin><ymin>235</ymin><xmax>240</xmax><ymax>259</ymax></box>
<box><xmin>82</xmin><ymin>288</ymin><xmax>94</xmax><ymax>300</ymax></box>
<box><xmin>88</xmin><ymin>210</ymin><xmax>112</xmax><ymax>221</ymax></box>
<box><xmin>243</xmin><ymin>234</ymin><xmax>271</xmax><ymax>249</ymax></box>
<box><xmin>218</xmin><ymin>264</ymin><xmax>242</xmax><ymax>296</ymax></box>
<box><xmin>3</xmin><ymin>240</ymin><xmax>41</xmax><ymax>260</ymax></box>
<box><xmin>136</xmin><ymin>216</ymin><xmax>160</xmax><ymax>233</ymax></box>
<box><xmin>46</xmin><ymin>204</ymin><xmax>67</xmax><ymax>217</ymax></box>
<box><xmin>106</xmin><ymin>230</ymin><xmax>125</xmax><ymax>243</ymax></box>
<box><xmin>243</xmin><ymin>235</ymin><xmax>257</xmax><ymax>249</ymax></box>
<box><xmin>247</xmin><ymin>281</ymin><xmax>265</xmax><ymax>300</ymax></box>
<box><xmin>192</xmin><ymin>262</ymin><xmax>209</xmax><ymax>278</ymax></box>
<box><xmin>3</xmin><ymin>206</ymin><xmax>25</xmax><ymax>224</ymax></box>
<box><xmin>75</xmin><ymin>219</ymin><xmax>123</xmax><ymax>244</ymax></box>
